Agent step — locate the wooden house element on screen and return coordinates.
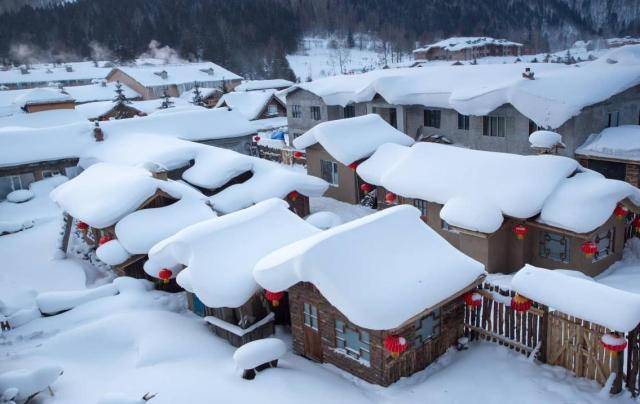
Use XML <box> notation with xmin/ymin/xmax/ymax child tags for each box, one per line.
<box><xmin>52</xmin><ymin>163</ymin><xmax>216</xmax><ymax>291</ymax></box>
<box><xmin>293</xmin><ymin>114</ymin><xmax>414</xmax><ymax>204</ymax></box>
<box><xmin>144</xmin><ymin>199</ymin><xmax>320</xmax><ymax>346</ymax></box>
<box><xmin>75</xmin><ymin>101</ymin><xmax>146</xmax><ymax>121</ymax></box>
<box><xmin>412</xmin><ymin>37</ymin><xmax>523</xmax><ymax>61</ymax></box>
<box><xmin>14</xmin><ymin>88</ymin><xmax>75</xmax><ymax>113</ymax></box>
<box><xmin>215</xmin><ymin>89</ymin><xmax>287</xmax><ymax>121</ymax></box>
<box><xmin>254</xmin><ymin>205</ymin><xmax>485</xmax><ymax>386</ymax></box>
<box><xmin>357</xmin><ymin>142</ymin><xmax>640</xmax><ymax>277</ymax></box>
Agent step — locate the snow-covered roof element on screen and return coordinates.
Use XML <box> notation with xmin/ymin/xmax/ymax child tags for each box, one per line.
<box><xmin>112</xmin><ymin>62</ymin><xmax>242</xmax><ymax>88</ymax></box>
<box><xmin>129</xmin><ymin>98</ymin><xmax>201</xmax><ymax>115</ymax></box>
<box><xmin>359</xmin><ymin>142</ymin><xmax>578</xmax><ymax>233</ymax></box>
<box><xmin>254</xmin><ymin>205</ymin><xmax>485</xmax><ymax>330</ymax></box>
<box><xmin>538</xmin><ymin>171</ymin><xmax>640</xmax><ymax>233</ymax></box>
<box><xmin>0</xmin><ymin>121</ymin><xmax>94</xmax><ymax>168</ymax></box>
<box><xmin>178</xmin><ymin>87</ymin><xmax>222</xmax><ymax>101</ymax></box>
<box><xmin>413</xmin><ymin>37</ymin><xmax>523</xmax><ymax>54</ymax></box>
<box><xmin>576</xmin><ymin>125</ymin><xmax>640</xmax><ymax>162</ymax></box>
<box><xmin>0</xmin><ymin>108</ymin><xmax>87</xmax><ymax>128</ymax></box>
<box><xmin>74</xmin><ymin>101</ymin><xmax>125</xmax><ymax>120</ymax></box>
<box><xmin>286</xmin><ymin>45</ymin><xmax>640</xmax><ymax>129</ymax></box>
<box><xmin>145</xmin><ymin>199</ymin><xmax>320</xmax><ymax>308</ymax></box>
<box><xmin>512</xmin><ymin>265</ymin><xmax>640</xmax><ymax>332</ymax></box>
<box><xmin>215</xmin><ymin>89</ymin><xmax>279</xmax><ymax>120</ymax></box>
<box><xmin>64</xmin><ymin>82</ymin><xmax>140</xmax><ymax>103</ymax></box>
<box><xmin>235</xmin><ymin>79</ymin><xmax>294</xmax><ymax>92</ymax></box>
<box><xmin>0</xmin><ymin>63</ymin><xmax>110</xmax><ymax>86</ymax></box>
<box><xmin>529</xmin><ymin>130</ymin><xmax>564</xmax><ymax>149</ymax></box>
<box><xmin>293</xmin><ymin>114</ymin><xmax>415</xmax><ymax>165</ymax></box>
<box><xmin>50</xmin><ymin>163</ymin><xmax>204</xmax><ymax>229</ymax></box>
<box><xmin>13</xmin><ymin>88</ymin><xmax>74</xmax><ymax>107</ymax></box>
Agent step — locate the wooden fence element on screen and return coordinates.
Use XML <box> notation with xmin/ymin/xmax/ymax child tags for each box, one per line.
<box><xmin>465</xmin><ymin>283</ymin><xmax>636</xmax><ymax>395</ymax></box>
<box><xmin>253</xmin><ymin>144</ymin><xmax>306</xmax><ymax>166</ymax></box>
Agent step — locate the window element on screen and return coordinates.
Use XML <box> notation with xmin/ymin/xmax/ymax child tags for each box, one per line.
<box><xmin>9</xmin><ymin>175</ymin><xmax>23</xmax><ymax>191</ymax></box>
<box><xmin>592</xmin><ymin>228</ymin><xmax>615</xmax><ymax>262</ymax></box>
<box><xmin>42</xmin><ymin>169</ymin><xmax>61</xmax><ymax>178</ymax></box>
<box><xmin>266</xmin><ymin>103</ymin><xmax>278</xmax><ymax>116</ymax></box>
<box><xmin>457</xmin><ymin>113</ymin><xmax>469</xmax><ymax>130</ymax></box>
<box><xmin>414</xmin><ymin>309</ymin><xmax>441</xmax><ymax>346</ymax></box>
<box><xmin>303</xmin><ymin>303</ymin><xmax>319</xmax><ymax>330</ymax></box>
<box><xmin>607</xmin><ymin>111</ymin><xmax>620</xmax><ymax>128</ymax></box>
<box><xmin>539</xmin><ymin>231</ymin><xmax>570</xmax><ymax>263</ymax></box>
<box><xmin>413</xmin><ymin>199</ymin><xmax>428</xmax><ymax>218</ymax></box>
<box><xmin>483</xmin><ymin>116</ymin><xmax>507</xmax><ymax>137</ymax></box>
<box><xmin>424</xmin><ymin>109</ymin><xmax>441</xmax><ymax>128</ymax></box>
<box><xmin>344</xmin><ymin>105</ymin><xmax>355</xmax><ymax>118</ymax></box>
<box><xmin>310</xmin><ymin>106</ymin><xmax>321</xmax><ymax>120</ymax></box>
<box><xmin>320</xmin><ymin>159</ymin><xmax>339</xmax><ymax>186</ymax></box>
<box><xmin>335</xmin><ymin>320</ymin><xmax>370</xmax><ymax>363</ymax></box>
<box><xmin>291</xmin><ymin>105</ymin><xmax>302</xmax><ymax>118</ymax></box>
<box><xmin>529</xmin><ymin>119</ymin><xmax>543</xmax><ymax>134</ymax></box>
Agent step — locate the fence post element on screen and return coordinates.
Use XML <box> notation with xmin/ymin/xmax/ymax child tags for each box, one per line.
<box><xmin>627</xmin><ymin>324</ymin><xmax>640</xmax><ymax>397</ymax></box>
<box><xmin>538</xmin><ymin>305</ymin><xmax>549</xmax><ymax>363</ymax></box>
<box><xmin>611</xmin><ymin>351</ymin><xmax>624</xmax><ymax>395</ymax></box>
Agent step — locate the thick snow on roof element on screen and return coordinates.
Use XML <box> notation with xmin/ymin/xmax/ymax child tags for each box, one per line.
<box><xmin>129</xmin><ymin>98</ymin><xmax>199</xmax><ymax>115</ymax></box>
<box><xmin>576</xmin><ymin>125</ymin><xmax>640</xmax><ymax>161</ymax></box>
<box><xmin>114</xmin><ymin>62</ymin><xmax>242</xmax><ymax>88</ymax></box>
<box><xmin>101</xmin><ymin>108</ymin><xmax>255</xmax><ymax>141</ymax></box>
<box><xmin>254</xmin><ymin>205</ymin><xmax>485</xmax><ymax>330</ymax></box>
<box><xmin>145</xmin><ymin>199</ymin><xmax>320</xmax><ymax>308</ymax></box>
<box><xmin>233</xmin><ymin>338</ymin><xmax>287</xmax><ymax>369</ymax></box>
<box><xmin>413</xmin><ymin>37</ymin><xmax>523</xmax><ymax>54</ymax></box>
<box><xmin>50</xmin><ymin>163</ymin><xmax>203</xmax><ymax>228</ymax></box>
<box><xmin>512</xmin><ymin>265</ymin><xmax>640</xmax><ymax>332</ymax></box>
<box><xmin>529</xmin><ymin>130</ymin><xmax>564</xmax><ymax>149</ymax></box>
<box><xmin>179</xmin><ymin>87</ymin><xmax>221</xmax><ymax>101</ymax></box>
<box><xmin>215</xmin><ymin>90</ymin><xmax>277</xmax><ymax>120</ymax></box>
<box><xmin>74</xmin><ymin>101</ymin><xmax>122</xmax><ymax>120</ymax></box>
<box><xmin>64</xmin><ymin>82</ymin><xmax>140</xmax><ymax>103</ymax></box>
<box><xmin>13</xmin><ymin>88</ymin><xmax>74</xmax><ymax>107</ymax></box>
<box><xmin>293</xmin><ymin>114</ymin><xmax>415</xmax><ymax>165</ymax></box>
<box><xmin>0</xmin><ymin>108</ymin><xmax>87</xmax><ymax>128</ymax></box>
<box><xmin>0</xmin><ymin>121</ymin><xmax>93</xmax><ymax>168</ymax></box>
<box><xmin>235</xmin><ymin>79</ymin><xmax>294</xmax><ymax>92</ymax></box>
<box><xmin>288</xmin><ymin>45</ymin><xmax>640</xmax><ymax>129</ymax></box>
<box><xmin>0</xmin><ymin>63</ymin><xmax>110</xmax><ymax>85</ymax></box>
<box><xmin>358</xmin><ymin>142</ymin><xmax>579</xmax><ymax>232</ymax></box>
<box><xmin>538</xmin><ymin>171</ymin><xmax>640</xmax><ymax>233</ymax></box>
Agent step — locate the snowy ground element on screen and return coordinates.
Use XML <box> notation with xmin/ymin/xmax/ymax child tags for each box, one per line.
<box><xmin>1</xmin><ymin>183</ymin><xmax>639</xmax><ymax>403</ymax></box>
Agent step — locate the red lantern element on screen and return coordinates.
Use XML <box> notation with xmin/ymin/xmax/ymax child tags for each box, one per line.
<box><xmin>98</xmin><ymin>234</ymin><xmax>113</xmax><ymax>245</ymax></box>
<box><xmin>347</xmin><ymin>162</ymin><xmax>359</xmax><ymax>170</ymax></box>
<box><xmin>360</xmin><ymin>183</ymin><xmax>373</xmax><ymax>193</ymax></box>
<box><xmin>511</xmin><ymin>294</ymin><xmax>532</xmax><ymax>312</ymax></box>
<box><xmin>614</xmin><ymin>204</ymin><xmax>629</xmax><ymax>220</ymax></box>
<box><xmin>76</xmin><ymin>221</ymin><xmax>89</xmax><ymax>232</ymax></box>
<box><xmin>384</xmin><ymin>335</ymin><xmax>408</xmax><ymax>358</ymax></box>
<box><xmin>384</xmin><ymin>192</ymin><xmax>397</xmax><ymax>204</ymax></box>
<box><xmin>601</xmin><ymin>333</ymin><xmax>627</xmax><ymax>353</ymax></box>
<box><xmin>288</xmin><ymin>191</ymin><xmax>299</xmax><ymax>202</ymax></box>
<box><xmin>512</xmin><ymin>224</ymin><xmax>529</xmax><ymax>240</ymax></box>
<box><xmin>293</xmin><ymin>151</ymin><xmax>303</xmax><ymax>159</ymax></box>
<box><xmin>580</xmin><ymin>241</ymin><xmax>597</xmax><ymax>259</ymax></box>
<box><xmin>463</xmin><ymin>292</ymin><xmax>482</xmax><ymax>308</ymax></box>
<box><xmin>158</xmin><ymin>268</ymin><xmax>172</xmax><ymax>284</ymax></box>
<box><xmin>253</xmin><ymin>136</ymin><xmax>261</xmax><ymax>142</ymax></box>
<box><xmin>265</xmin><ymin>290</ymin><xmax>284</xmax><ymax>307</ymax></box>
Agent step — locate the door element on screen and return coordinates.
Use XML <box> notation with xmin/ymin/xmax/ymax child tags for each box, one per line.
<box><xmin>302</xmin><ymin>302</ymin><xmax>323</xmax><ymax>361</ymax></box>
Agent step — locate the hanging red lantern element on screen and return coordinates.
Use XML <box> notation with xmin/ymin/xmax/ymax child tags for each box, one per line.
<box><xmin>360</xmin><ymin>183</ymin><xmax>373</xmax><ymax>193</ymax></box>
<box><xmin>601</xmin><ymin>333</ymin><xmax>627</xmax><ymax>353</ymax></box>
<box><xmin>158</xmin><ymin>268</ymin><xmax>172</xmax><ymax>284</ymax></box>
<box><xmin>347</xmin><ymin>162</ymin><xmax>359</xmax><ymax>170</ymax></box>
<box><xmin>511</xmin><ymin>294</ymin><xmax>532</xmax><ymax>312</ymax></box>
<box><xmin>288</xmin><ymin>191</ymin><xmax>299</xmax><ymax>202</ymax></box>
<box><xmin>293</xmin><ymin>151</ymin><xmax>303</xmax><ymax>159</ymax></box>
<box><xmin>76</xmin><ymin>221</ymin><xmax>89</xmax><ymax>232</ymax></box>
<box><xmin>253</xmin><ymin>136</ymin><xmax>261</xmax><ymax>142</ymax></box>
<box><xmin>614</xmin><ymin>204</ymin><xmax>629</xmax><ymax>220</ymax></box>
<box><xmin>98</xmin><ymin>234</ymin><xmax>113</xmax><ymax>245</ymax></box>
<box><xmin>384</xmin><ymin>335</ymin><xmax>408</xmax><ymax>358</ymax></box>
<box><xmin>265</xmin><ymin>290</ymin><xmax>285</xmax><ymax>307</ymax></box>
<box><xmin>512</xmin><ymin>224</ymin><xmax>529</xmax><ymax>240</ymax></box>
<box><xmin>463</xmin><ymin>292</ymin><xmax>482</xmax><ymax>308</ymax></box>
<box><xmin>580</xmin><ymin>241</ymin><xmax>597</xmax><ymax>259</ymax></box>
<box><xmin>385</xmin><ymin>192</ymin><xmax>397</xmax><ymax>204</ymax></box>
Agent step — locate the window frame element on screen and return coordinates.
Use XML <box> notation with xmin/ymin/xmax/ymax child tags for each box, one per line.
<box><xmin>413</xmin><ymin>308</ymin><xmax>441</xmax><ymax>346</ymax></box>
<box><xmin>539</xmin><ymin>231</ymin><xmax>571</xmax><ymax>263</ymax></box>
<box><xmin>344</xmin><ymin>105</ymin><xmax>356</xmax><ymax>118</ymax></box>
<box><xmin>320</xmin><ymin>159</ymin><xmax>339</xmax><ymax>186</ymax></box>
<box><xmin>483</xmin><ymin>116</ymin><xmax>507</xmax><ymax>137</ymax></box>
<box><xmin>424</xmin><ymin>109</ymin><xmax>441</xmax><ymax>128</ymax></box>
<box><xmin>303</xmin><ymin>302</ymin><xmax>319</xmax><ymax>331</ymax></box>
<box><xmin>335</xmin><ymin>319</ymin><xmax>371</xmax><ymax>364</ymax></box>
<box><xmin>412</xmin><ymin>199</ymin><xmax>428</xmax><ymax>218</ymax></box>
<box><xmin>310</xmin><ymin>106</ymin><xmax>321</xmax><ymax>121</ymax></box>
<box><xmin>592</xmin><ymin>228</ymin><xmax>615</xmax><ymax>262</ymax></box>
<box><xmin>457</xmin><ymin>113</ymin><xmax>469</xmax><ymax>130</ymax></box>
<box><xmin>607</xmin><ymin>111</ymin><xmax>620</xmax><ymax>128</ymax></box>
<box><xmin>266</xmin><ymin>103</ymin><xmax>278</xmax><ymax>116</ymax></box>
<box><xmin>9</xmin><ymin>175</ymin><xmax>23</xmax><ymax>191</ymax></box>
<box><xmin>291</xmin><ymin>105</ymin><xmax>302</xmax><ymax>118</ymax></box>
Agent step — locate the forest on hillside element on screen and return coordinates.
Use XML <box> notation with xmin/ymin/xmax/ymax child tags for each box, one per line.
<box><xmin>0</xmin><ymin>0</ymin><xmax>637</xmax><ymax>79</ymax></box>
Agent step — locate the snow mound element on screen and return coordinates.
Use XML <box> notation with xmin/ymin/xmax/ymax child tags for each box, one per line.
<box><xmin>13</xmin><ymin>88</ymin><xmax>72</xmax><ymax>107</ymax></box>
<box><xmin>216</xmin><ymin>90</ymin><xmax>278</xmax><ymax>120</ymax></box>
<box><xmin>440</xmin><ymin>197</ymin><xmax>503</xmax><ymax>233</ymax></box>
<box><xmin>233</xmin><ymin>338</ymin><xmax>287</xmax><ymax>369</ymax></box>
<box><xmin>576</xmin><ymin>125</ymin><xmax>640</xmax><ymax>161</ymax></box>
<box><xmin>305</xmin><ymin>211</ymin><xmax>342</xmax><ymax>230</ymax></box>
<box><xmin>96</xmin><ymin>239</ymin><xmax>132</xmax><ymax>266</ymax></box>
<box><xmin>254</xmin><ymin>205</ymin><xmax>485</xmax><ymax>330</ymax></box>
<box><xmin>293</xmin><ymin>114</ymin><xmax>414</xmax><ymax>165</ymax></box>
<box><xmin>0</xmin><ymin>365</ymin><xmax>63</xmax><ymax>401</ymax></box>
<box><xmin>235</xmin><ymin>79</ymin><xmax>294</xmax><ymax>92</ymax></box>
<box><xmin>529</xmin><ymin>130</ymin><xmax>564</xmax><ymax>149</ymax></box>
<box><xmin>36</xmin><ymin>284</ymin><xmax>118</xmax><ymax>315</ymax></box>
<box><xmin>512</xmin><ymin>265</ymin><xmax>640</xmax><ymax>332</ymax></box>
<box><xmin>6</xmin><ymin>190</ymin><xmax>34</xmax><ymax>204</ymax></box>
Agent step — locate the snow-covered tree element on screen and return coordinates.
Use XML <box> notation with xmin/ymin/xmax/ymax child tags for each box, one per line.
<box><xmin>112</xmin><ymin>81</ymin><xmax>130</xmax><ymax>104</ymax></box>
<box><xmin>191</xmin><ymin>82</ymin><xmax>205</xmax><ymax>106</ymax></box>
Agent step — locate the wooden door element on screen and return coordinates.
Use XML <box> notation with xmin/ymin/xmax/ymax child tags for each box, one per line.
<box><xmin>302</xmin><ymin>302</ymin><xmax>323</xmax><ymax>362</ymax></box>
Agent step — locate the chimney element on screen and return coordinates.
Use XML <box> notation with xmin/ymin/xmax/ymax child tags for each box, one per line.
<box><xmin>100</xmin><ymin>80</ymin><xmax>107</xmax><ymax>87</ymax></box>
<box><xmin>65</xmin><ymin>65</ymin><xmax>73</xmax><ymax>72</ymax></box>
<box><xmin>93</xmin><ymin>121</ymin><xmax>104</xmax><ymax>142</ymax></box>
<box><xmin>199</xmin><ymin>67</ymin><xmax>214</xmax><ymax>76</ymax></box>
<box><xmin>20</xmin><ymin>66</ymin><xmax>29</xmax><ymax>75</ymax></box>
<box><xmin>522</xmin><ymin>67</ymin><xmax>535</xmax><ymax>80</ymax></box>
<box><xmin>154</xmin><ymin>70</ymin><xmax>168</xmax><ymax>80</ymax></box>
<box><xmin>151</xmin><ymin>169</ymin><xmax>168</xmax><ymax>181</ymax></box>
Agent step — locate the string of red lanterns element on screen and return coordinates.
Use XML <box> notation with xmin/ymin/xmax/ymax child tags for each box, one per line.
<box><xmin>384</xmin><ymin>335</ymin><xmax>408</xmax><ymax>358</ymax></box>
